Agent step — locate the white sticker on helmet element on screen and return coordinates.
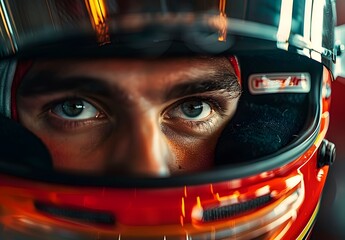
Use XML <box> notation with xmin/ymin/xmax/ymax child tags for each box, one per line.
<box><xmin>248</xmin><ymin>73</ymin><xmax>311</xmax><ymax>95</ymax></box>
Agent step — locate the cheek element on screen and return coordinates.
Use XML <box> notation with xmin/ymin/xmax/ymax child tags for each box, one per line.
<box><xmin>167</xmin><ymin>134</ymin><xmax>219</xmax><ymax>173</ymax></box>
<box><xmin>163</xmin><ymin>115</ymin><xmax>234</xmax><ymax>174</ymax></box>
<box><xmin>29</xmin><ymin>127</ymin><xmax>112</xmax><ymax>174</ymax></box>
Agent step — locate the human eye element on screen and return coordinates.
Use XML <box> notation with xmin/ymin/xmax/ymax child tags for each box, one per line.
<box><xmin>46</xmin><ymin>98</ymin><xmax>107</xmax><ymax>130</ymax></box>
<box><xmin>51</xmin><ymin>99</ymin><xmax>101</xmax><ymax>120</ymax></box>
<box><xmin>169</xmin><ymin>99</ymin><xmax>213</xmax><ymax>120</ymax></box>
<box><xmin>163</xmin><ymin>96</ymin><xmax>228</xmax><ymax>134</ymax></box>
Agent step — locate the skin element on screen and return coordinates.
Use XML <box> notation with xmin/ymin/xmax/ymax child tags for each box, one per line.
<box><xmin>17</xmin><ymin>56</ymin><xmax>241</xmax><ymax>177</ymax></box>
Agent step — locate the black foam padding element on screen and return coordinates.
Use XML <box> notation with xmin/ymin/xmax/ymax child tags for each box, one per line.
<box><xmin>0</xmin><ymin>114</ymin><xmax>53</xmax><ymax>170</ymax></box>
<box><xmin>215</xmin><ymin>93</ymin><xmax>308</xmax><ymax>164</ymax></box>
<box><xmin>34</xmin><ymin>201</ymin><xmax>115</xmax><ymax>225</ymax></box>
<box><xmin>202</xmin><ymin>194</ymin><xmax>271</xmax><ymax>221</ymax></box>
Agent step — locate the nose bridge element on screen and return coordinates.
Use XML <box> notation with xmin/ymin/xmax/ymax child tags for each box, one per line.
<box><xmin>128</xmin><ymin>109</ymin><xmax>171</xmax><ymax>177</ymax></box>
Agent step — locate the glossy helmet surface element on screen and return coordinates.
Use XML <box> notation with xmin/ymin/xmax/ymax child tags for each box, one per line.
<box><xmin>0</xmin><ymin>0</ymin><xmax>341</xmax><ymax>239</ymax></box>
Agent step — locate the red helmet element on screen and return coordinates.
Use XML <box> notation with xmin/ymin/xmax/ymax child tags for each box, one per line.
<box><xmin>0</xmin><ymin>0</ymin><xmax>343</xmax><ymax>239</ymax></box>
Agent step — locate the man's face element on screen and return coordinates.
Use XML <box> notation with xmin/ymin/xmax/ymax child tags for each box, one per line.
<box><xmin>17</xmin><ymin>56</ymin><xmax>240</xmax><ymax>177</ymax></box>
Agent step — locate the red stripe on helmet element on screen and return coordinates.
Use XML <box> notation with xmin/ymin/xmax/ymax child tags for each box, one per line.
<box><xmin>11</xmin><ymin>61</ymin><xmax>32</xmax><ymax>121</ymax></box>
<box><xmin>229</xmin><ymin>56</ymin><xmax>241</xmax><ymax>85</ymax></box>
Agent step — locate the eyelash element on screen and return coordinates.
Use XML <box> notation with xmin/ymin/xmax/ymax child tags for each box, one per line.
<box><xmin>42</xmin><ymin>94</ymin><xmax>230</xmax><ymax>133</ymax></box>
<box><xmin>165</xmin><ymin>96</ymin><xmax>229</xmax><ymax>132</ymax></box>
<box><xmin>184</xmin><ymin>117</ymin><xmax>216</xmax><ymax>133</ymax></box>
<box><xmin>42</xmin><ymin>97</ymin><xmax>108</xmax><ymax>130</ymax></box>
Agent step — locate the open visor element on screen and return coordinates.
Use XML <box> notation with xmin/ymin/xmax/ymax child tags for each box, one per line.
<box><xmin>0</xmin><ymin>0</ymin><xmax>338</xmax><ymax>68</ymax></box>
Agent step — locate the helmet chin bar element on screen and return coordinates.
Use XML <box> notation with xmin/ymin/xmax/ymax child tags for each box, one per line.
<box><xmin>0</xmin><ymin>132</ymin><xmax>329</xmax><ymax>240</ymax></box>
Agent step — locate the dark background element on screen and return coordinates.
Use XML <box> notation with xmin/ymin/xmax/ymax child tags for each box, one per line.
<box><xmin>311</xmin><ymin>1</ymin><xmax>345</xmax><ymax>239</ymax></box>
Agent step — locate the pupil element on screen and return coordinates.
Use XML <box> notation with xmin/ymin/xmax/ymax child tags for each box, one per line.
<box><xmin>62</xmin><ymin>100</ymin><xmax>85</xmax><ymax>117</ymax></box>
<box><xmin>181</xmin><ymin>101</ymin><xmax>203</xmax><ymax>118</ymax></box>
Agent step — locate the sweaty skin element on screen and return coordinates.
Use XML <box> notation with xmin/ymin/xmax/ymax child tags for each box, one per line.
<box><xmin>17</xmin><ymin>57</ymin><xmax>241</xmax><ymax>177</ymax></box>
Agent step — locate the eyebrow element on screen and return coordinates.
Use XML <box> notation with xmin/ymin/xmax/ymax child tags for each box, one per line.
<box><xmin>18</xmin><ymin>69</ymin><xmax>241</xmax><ymax>102</ymax></box>
<box><xmin>165</xmin><ymin>72</ymin><xmax>241</xmax><ymax>101</ymax></box>
<box><xmin>18</xmin><ymin>71</ymin><xmax>113</xmax><ymax>97</ymax></box>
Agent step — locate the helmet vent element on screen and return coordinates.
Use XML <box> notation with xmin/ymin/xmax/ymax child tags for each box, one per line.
<box><xmin>34</xmin><ymin>201</ymin><xmax>115</xmax><ymax>225</ymax></box>
<box><xmin>202</xmin><ymin>194</ymin><xmax>271</xmax><ymax>222</ymax></box>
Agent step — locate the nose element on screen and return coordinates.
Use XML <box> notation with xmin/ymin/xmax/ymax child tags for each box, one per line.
<box><xmin>119</xmin><ymin>110</ymin><xmax>173</xmax><ymax>177</ymax></box>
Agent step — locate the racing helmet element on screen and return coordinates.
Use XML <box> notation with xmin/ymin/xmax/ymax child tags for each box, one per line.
<box><xmin>0</xmin><ymin>0</ymin><xmax>343</xmax><ymax>239</ymax></box>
